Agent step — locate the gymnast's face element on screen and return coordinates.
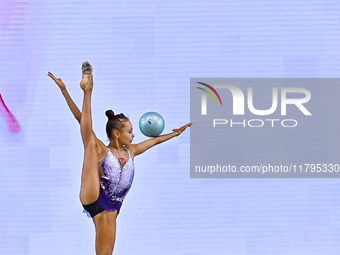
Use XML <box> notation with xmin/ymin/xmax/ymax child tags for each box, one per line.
<box><xmin>117</xmin><ymin>120</ymin><xmax>135</xmax><ymax>145</ymax></box>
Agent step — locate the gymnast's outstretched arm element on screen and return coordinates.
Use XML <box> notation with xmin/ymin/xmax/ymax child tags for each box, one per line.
<box><xmin>47</xmin><ymin>72</ymin><xmax>82</xmax><ymax>123</ymax></box>
<box><xmin>47</xmin><ymin>71</ymin><xmax>107</xmax><ymax>158</ymax></box>
<box><xmin>131</xmin><ymin>123</ymin><xmax>192</xmax><ymax>157</ymax></box>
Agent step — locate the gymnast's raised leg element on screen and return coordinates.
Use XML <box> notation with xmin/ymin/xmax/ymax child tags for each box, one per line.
<box><xmin>79</xmin><ymin>62</ymin><xmax>117</xmax><ymax>255</ymax></box>
<box><xmin>79</xmin><ymin>62</ymin><xmax>99</xmax><ymax>206</ymax></box>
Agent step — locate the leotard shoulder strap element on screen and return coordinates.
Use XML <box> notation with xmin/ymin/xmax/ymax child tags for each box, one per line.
<box><xmin>98</xmin><ymin>147</ymin><xmax>110</xmax><ymax>165</ymax></box>
<box><xmin>124</xmin><ymin>146</ymin><xmax>133</xmax><ymax>161</ymax></box>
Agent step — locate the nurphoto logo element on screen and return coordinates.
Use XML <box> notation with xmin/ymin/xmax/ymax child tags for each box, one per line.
<box><xmin>196</xmin><ymin>82</ymin><xmax>312</xmax><ymax>128</ymax></box>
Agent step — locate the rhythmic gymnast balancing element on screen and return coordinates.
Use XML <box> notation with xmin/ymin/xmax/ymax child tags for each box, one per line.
<box><xmin>47</xmin><ymin>62</ymin><xmax>192</xmax><ymax>255</ymax></box>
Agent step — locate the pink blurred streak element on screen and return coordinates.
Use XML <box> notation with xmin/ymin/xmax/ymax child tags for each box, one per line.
<box><xmin>0</xmin><ymin>92</ymin><xmax>20</xmax><ymax>132</ymax></box>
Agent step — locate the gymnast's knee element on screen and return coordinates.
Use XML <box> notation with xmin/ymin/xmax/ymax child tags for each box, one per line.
<box><xmin>96</xmin><ymin>243</ymin><xmax>114</xmax><ymax>255</ymax></box>
<box><xmin>83</xmin><ymin>137</ymin><xmax>97</xmax><ymax>148</ymax></box>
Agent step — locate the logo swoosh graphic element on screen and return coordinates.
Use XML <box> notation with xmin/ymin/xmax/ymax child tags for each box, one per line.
<box><xmin>196</xmin><ymin>87</ymin><xmax>217</xmax><ymax>105</ymax></box>
<box><xmin>197</xmin><ymin>82</ymin><xmax>223</xmax><ymax>106</ymax></box>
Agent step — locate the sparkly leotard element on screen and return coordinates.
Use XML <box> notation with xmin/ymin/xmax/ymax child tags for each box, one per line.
<box><xmin>83</xmin><ymin>146</ymin><xmax>135</xmax><ymax>217</ymax></box>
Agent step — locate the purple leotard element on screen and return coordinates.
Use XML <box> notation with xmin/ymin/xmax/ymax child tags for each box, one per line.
<box><xmin>83</xmin><ymin>146</ymin><xmax>135</xmax><ymax>217</ymax></box>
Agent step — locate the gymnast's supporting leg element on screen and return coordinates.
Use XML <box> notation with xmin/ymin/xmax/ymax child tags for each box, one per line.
<box><xmin>94</xmin><ymin>210</ymin><xmax>118</xmax><ymax>255</ymax></box>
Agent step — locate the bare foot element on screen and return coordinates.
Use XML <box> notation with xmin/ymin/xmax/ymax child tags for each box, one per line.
<box><xmin>80</xmin><ymin>61</ymin><xmax>93</xmax><ymax>91</ymax></box>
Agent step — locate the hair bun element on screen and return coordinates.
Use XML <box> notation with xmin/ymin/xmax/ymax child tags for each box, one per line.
<box><xmin>105</xmin><ymin>110</ymin><xmax>115</xmax><ymax>119</ymax></box>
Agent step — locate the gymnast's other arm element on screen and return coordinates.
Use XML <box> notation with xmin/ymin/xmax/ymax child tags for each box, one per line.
<box><xmin>47</xmin><ymin>72</ymin><xmax>107</xmax><ymax>158</ymax></box>
<box><xmin>130</xmin><ymin>123</ymin><xmax>192</xmax><ymax>157</ymax></box>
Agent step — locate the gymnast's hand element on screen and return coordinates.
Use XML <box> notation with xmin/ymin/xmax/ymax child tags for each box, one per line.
<box><xmin>172</xmin><ymin>123</ymin><xmax>193</xmax><ymax>136</ymax></box>
<box><xmin>47</xmin><ymin>72</ymin><xmax>66</xmax><ymax>92</ymax></box>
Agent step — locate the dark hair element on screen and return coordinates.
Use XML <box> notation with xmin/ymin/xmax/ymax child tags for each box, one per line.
<box><xmin>105</xmin><ymin>110</ymin><xmax>129</xmax><ymax>138</ymax></box>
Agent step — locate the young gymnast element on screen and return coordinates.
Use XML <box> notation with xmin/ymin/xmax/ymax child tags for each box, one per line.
<box><xmin>47</xmin><ymin>62</ymin><xmax>192</xmax><ymax>255</ymax></box>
